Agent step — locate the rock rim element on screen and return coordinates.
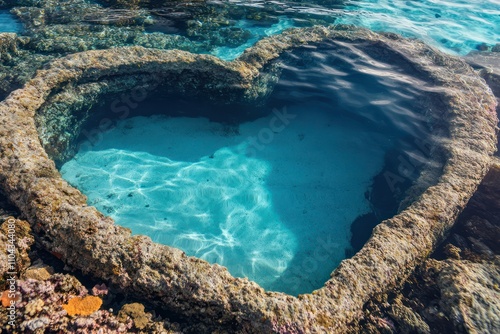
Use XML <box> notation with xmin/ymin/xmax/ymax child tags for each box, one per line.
<box><xmin>0</xmin><ymin>26</ymin><xmax>497</xmax><ymax>332</ymax></box>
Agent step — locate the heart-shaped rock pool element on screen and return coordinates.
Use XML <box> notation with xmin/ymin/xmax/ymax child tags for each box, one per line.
<box><xmin>0</xmin><ymin>26</ymin><xmax>497</xmax><ymax>332</ymax></box>
<box><xmin>59</xmin><ymin>39</ymin><xmax>431</xmax><ymax>295</ymax></box>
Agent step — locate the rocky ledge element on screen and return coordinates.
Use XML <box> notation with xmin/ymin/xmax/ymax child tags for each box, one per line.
<box><xmin>0</xmin><ymin>0</ymin><xmax>341</xmax><ymax>99</ymax></box>
<box><xmin>0</xmin><ymin>26</ymin><xmax>497</xmax><ymax>333</ymax></box>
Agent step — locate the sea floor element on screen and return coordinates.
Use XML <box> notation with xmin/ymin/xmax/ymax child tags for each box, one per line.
<box><xmin>61</xmin><ymin>104</ymin><xmax>392</xmax><ymax>294</ymax></box>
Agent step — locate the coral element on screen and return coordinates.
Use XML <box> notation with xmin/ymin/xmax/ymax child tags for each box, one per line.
<box><xmin>117</xmin><ymin>303</ymin><xmax>150</xmax><ymax>330</ymax></box>
<box><xmin>24</xmin><ymin>264</ymin><xmax>54</xmax><ymax>281</ymax></box>
<box><xmin>1</xmin><ymin>290</ymin><xmax>18</xmax><ymax>307</ymax></box>
<box><xmin>22</xmin><ymin>317</ymin><xmax>50</xmax><ymax>332</ymax></box>
<box><xmin>92</xmin><ymin>283</ymin><xmax>108</xmax><ymax>296</ymax></box>
<box><xmin>0</xmin><ymin>272</ymin><xmax>174</xmax><ymax>333</ymax></box>
<box><xmin>62</xmin><ymin>296</ymin><xmax>103</xmax><ymax>316</ymax></box>
<box><xmin>25</xmin><ymin>298</ymin><xmax>44</xmax><ymax>316</ymax></box>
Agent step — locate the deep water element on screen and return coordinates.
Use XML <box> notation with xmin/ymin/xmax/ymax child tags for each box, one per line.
<box><xmin>61</xmin><ymin>42</ymin><xmax>432</xmax><ymax>295</ymax></box>
<box><xmin>0</xmin><ymin>10</ymin><xmax>21</xmax><ymax>33</ymax></box>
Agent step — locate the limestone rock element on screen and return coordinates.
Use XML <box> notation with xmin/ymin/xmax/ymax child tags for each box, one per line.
<box><xmin>437</xmin><ymin>259</ymin><xmax>500</xmax><ymax>333</ymax></box>
<box><xmin>388</xmin><ymin>300</ymin><xmax>431</xmax><ymax>334</ymax></box>
<box><xmin>0</xmin><ymin>217</ymin><xmax>34</xmax><ymax>288</ymax></box>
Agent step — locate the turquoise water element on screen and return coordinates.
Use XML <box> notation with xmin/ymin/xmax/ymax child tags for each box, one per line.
<box><xmin>62</xmin><ymin>110</ymin><xmax>387</xmax><ymax>294</ymax></box>
<box><xmin>61</xmin><ymin>44</ymin><xmax>430</xmax><ymax>294</ymax></box>
<box><xmin>0</xmin><ymin>10</ymin><xmax>21</xmax><ymax>33</ymax></box>
<box><xmin>3</xmin><ymin>0</ymin><xmax>497</xmax><ymax>58</ymax></box>
<box><xmin>206</xmin><ymin>0</ymin><xmax>499</xmax><ymax>60</ymax></box>
<box><xmin>339</xmin><ymin>0</ymin><xmax>500</xmax><ymax>55</ymax></box>
<box><xmin>212</xmin><ymin>17</ymin><xmax>295</xmax><ymax>60</ymax></box>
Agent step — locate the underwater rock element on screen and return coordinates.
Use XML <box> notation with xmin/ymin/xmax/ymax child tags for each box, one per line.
<box><xmin>0</xmin><ymin>33</ymin><xmax>27</xmax><ymax>62</ymax></box>
<box><xmin>442</xmin><ymin>158</ymin><xmax>500</xmax><ymax>263</ymax></box>
<box><xmin>387</xmin><ymin>297</ymin><xmax>431</xmax><ymax>334</ymax></box>
<box><xmin>437</xmin><ymin>259</ymin><xmax>500</xmax><ymax>333</ymax></box>
<box><xmin>431</xmin><ymin>166</ymin><xmax>500</xmax><ymax>332</ymax></box>
<box><xmin>475</xmin><ymin>43</ymin><xmax>489</xmax><ymax>52</ymax></box>
<box><xmin>368</xmin><ymin>257</ymin><xmax>500</xmax><ymax>334</ymax></box>
<box><xmin>0</xmin><ymin>193</ymin><xmax>18</xmax><ymax>221</ymax></box>
<box><xmin>0</xmin><ymin>218</ymin><xmax>34</xmax><ymax>288</ymax></box>
<box><xmin>0</xmin><ymin>0</ymin><xmax>341</xmax><ymax>101</ymax></box>
<box><xmin>98</xmin><ymin>0</ymin><xmax>203</xmax><ymax>9</ymax></box>
<box><xmin>466</xmin><ymin>51</ymin><xmax>500</xmax><ymax>99</ymax></box>
<box><xmin>465</xmin><ymin>53</ymin><xmax>500</xmax><ymax>157</ymax></box>
<box><xmin>0</xmin><ymin>33</ymin><xmax>53</xmax><ymax>100</ymax></box>
<box><xmin>187</xmin><ymin>20</ymin><xmax>252</xmax><ymax>48</ymax></box>
<box><xmin>0</xmin><ymin>24</ymin><xmax>496</xmax><ymax>332</ymax></box>
<box><xmin>356</xmin><ymin>157</ymin><xmax>500</xmax><ymax>333</ymax></box>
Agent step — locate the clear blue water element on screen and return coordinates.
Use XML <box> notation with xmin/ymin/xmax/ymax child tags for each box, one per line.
<box><xmin>2</xmin><ymin>0</ymin><xmax>497</xmax><ymax>58</ymax></box>
<box><xmin>338</xmin><ymin>0</ymin><xmax>500</xmax><ymax>55</ymax></box>
<box><xmin>61</xmin><ymin>43</ymin><xmax>430</xmax><ymax>294</ymax></box>
<box><xmin>211</xmin><ymin>17</ymin><xmax>295</xmax><ymax>60</ymax></box>
<box><xmin>63</xmin><ymin>110</ymin><xmax>385</xmax><ymax>293</ymax></box>
<box><xmin>0</xmin><ymin>10</ymin><xmax>21</xmax><ymax>33</ymax></box>
<box><xmin>211</xmin><ymin>0</ymin><xmax>499</xmax><ymax>59</ymax></box>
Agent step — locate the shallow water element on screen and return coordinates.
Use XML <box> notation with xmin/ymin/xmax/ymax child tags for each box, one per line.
<box><xmin>211</xmin><ymin>17</ymin><xmax>295</xmax><ymax>60</ymax></box>
<box><xmin>4</xmin><ymin>0</ymin><xmax>497</xmax><ymax>58</ymax></box>
<box><xmin>0</xmin><ymin>10</ymin><xmax>21</xmax><ymax>33</ymax></box>
<box><xmin>61</xmin><ymin>43</ymin><xmax>431</xmax><ymax>294</ymax></box>
<box><xmin>339</xmin><ymin>0</ymin><xmax>500</xmax><ymax>55</ymax></box>
<box><xmin>199</xmin><ymin>0</ymin><xmax>500</xmax><ymax>59</ymax></box>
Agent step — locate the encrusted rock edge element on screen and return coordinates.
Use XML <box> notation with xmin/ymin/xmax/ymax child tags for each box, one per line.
<box><xmin>0</xmin><ymin>26</ymin><xmax>497</xmax><ymax>333</ymax></box>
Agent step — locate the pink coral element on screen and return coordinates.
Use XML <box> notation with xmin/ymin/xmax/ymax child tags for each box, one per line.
<box><xmin>92</xmin><ymin>283</ymin><xmax>108</xmax><ymax>296</ymax></box>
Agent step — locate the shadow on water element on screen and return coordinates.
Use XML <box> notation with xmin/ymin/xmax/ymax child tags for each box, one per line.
<box><xmin>262</xmin><ymin>41</ymin><xmax>432</xmax><ymax>293</ymax></box>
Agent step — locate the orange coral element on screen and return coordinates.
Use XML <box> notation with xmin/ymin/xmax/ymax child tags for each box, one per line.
<box><xmin>62</xmin><ymin>296</ymin><xmax>102</xmax><ymax>316</ymax></box>
<box><xmin>1</xmin><ymin>290</ymin><xmax>20</xmax><ymax>307</ymax></box>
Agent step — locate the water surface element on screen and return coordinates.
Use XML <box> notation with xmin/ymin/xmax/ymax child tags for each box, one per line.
<box><xmin>0</xmin><ymin>10</ymin><xmax>21</xmax><ymax>33</ymax></box>
<box><xmin>61</xmin><ymin>43</ymin><xmax>432</xmax><ymax>294</ymax></box>
<box><xmin>338</xmin><ymin>0</ymin><xmax>500</xmax><ymax>55</ymax></box>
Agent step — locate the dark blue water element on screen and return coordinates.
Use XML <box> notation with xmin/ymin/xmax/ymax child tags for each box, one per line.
<box><xmin>61</xmin><ymin>41</ymin><xmax>433</xmax><ymax>295</ymax></box>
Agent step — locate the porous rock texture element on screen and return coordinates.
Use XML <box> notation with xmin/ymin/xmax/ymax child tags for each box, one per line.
<box><xmin>466</xmin><ymin>51</ymin><xmax>500</xmax><ymax>156</ymax></box>
<box><xmin>354</xmin><ymin>158</ymin><xmax>500</xmax><ymax>334</ymax></box>
<box><xmin>435</xmin><ymin>159</ymin><xmax>500</xmax><ymax>333</ymax></box>
<box><xmin>0</xmin><ymin>0</ymin><xmax>340</xmax><ymax>100</ymax></box>
<box><xmin>437</xmin><ymin>259</ymin><xmax>500</xmax><ymax>333</ymax></box>
<box><xmin>0</xmin><ymin>26</ymin><xmax>497</xmax><ymax>333</ymax></box>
